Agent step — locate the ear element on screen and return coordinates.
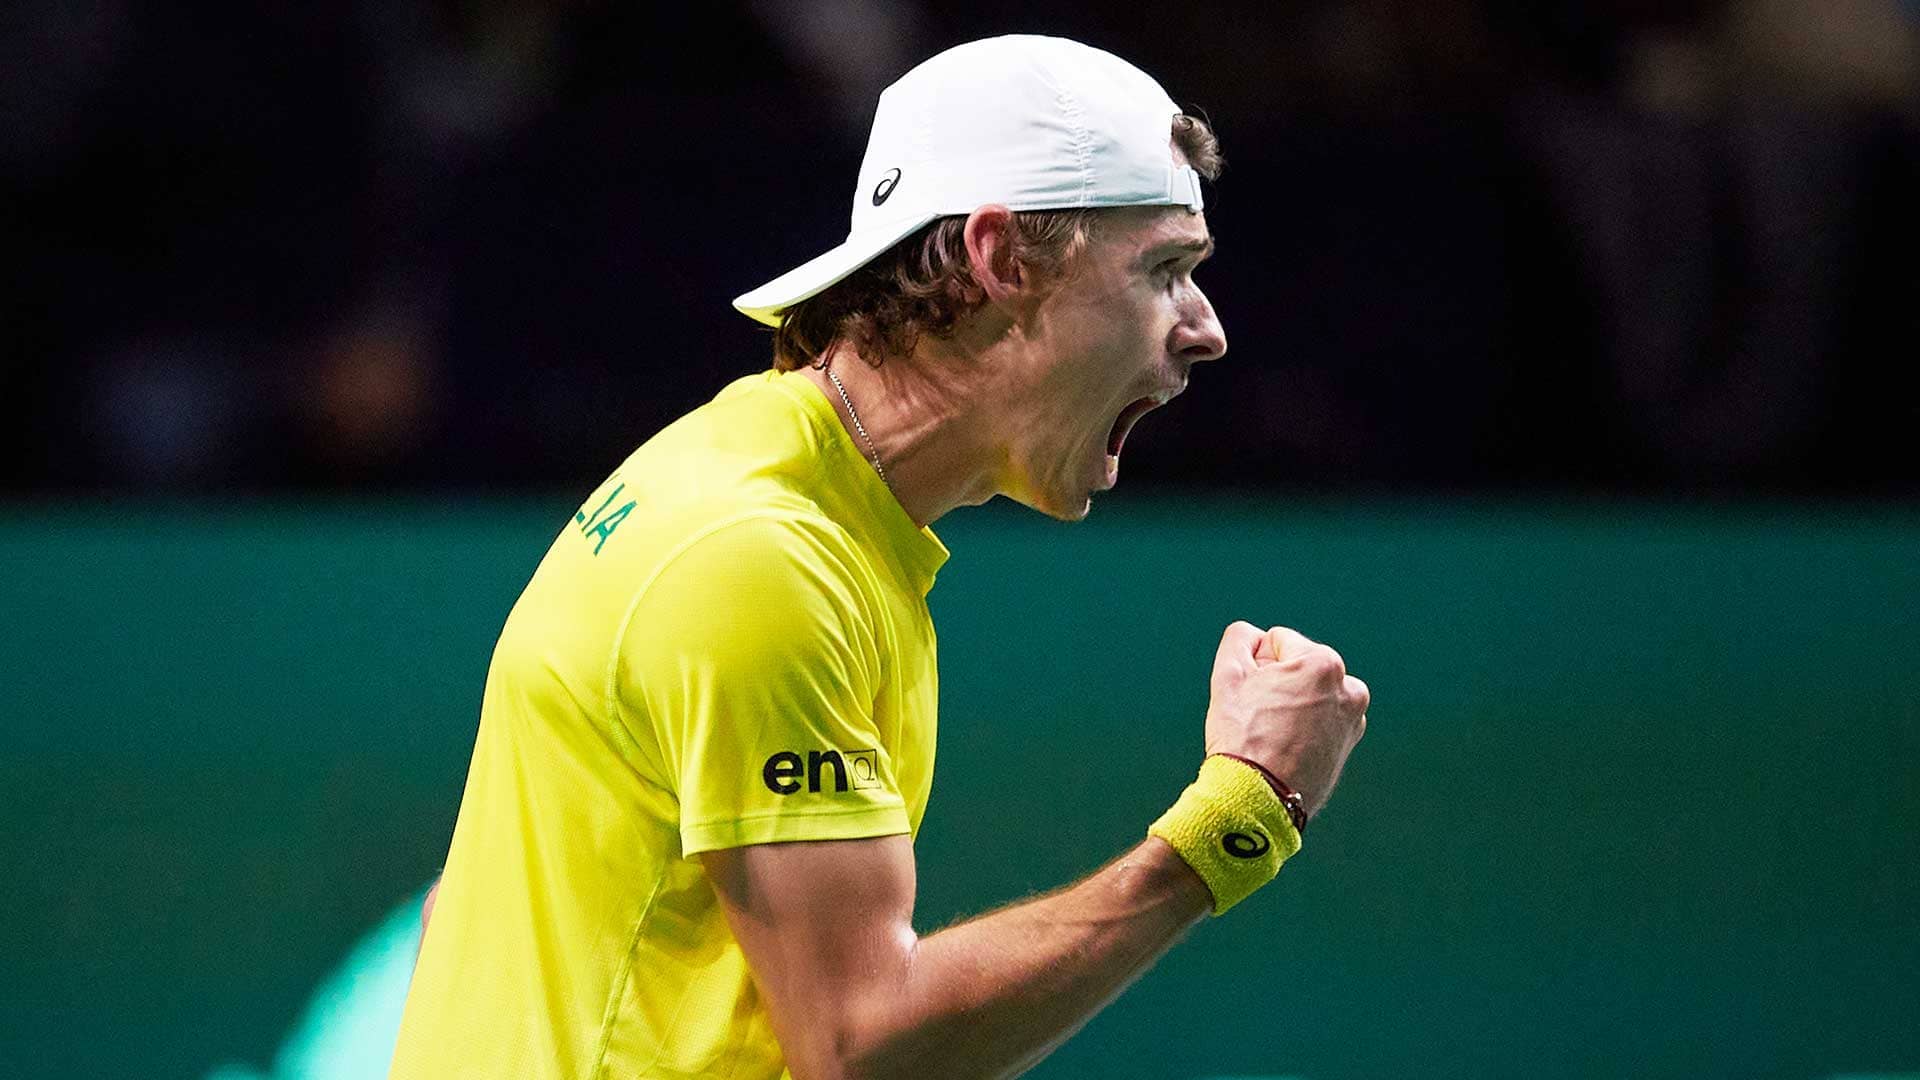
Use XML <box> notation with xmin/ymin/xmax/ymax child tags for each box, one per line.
<box><xmin>962</xmin><ymin>205</ymin><xmax>1023</xmax><ymax>304</ymax></box>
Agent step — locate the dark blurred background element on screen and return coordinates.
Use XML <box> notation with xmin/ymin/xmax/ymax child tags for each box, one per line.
<box><xmin>5</xmin><ymin>6</ymin><xmax>1920</xmax><ymax>1079</ymax></box>
<box><xmin>7</xmin><ymin>0</ymin><xmax>1917</xmax><ymax>499</ymax></box>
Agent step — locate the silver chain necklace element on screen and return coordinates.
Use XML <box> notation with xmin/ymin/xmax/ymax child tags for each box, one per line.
<box><xmin>823</xmin><ymin>361</ymin><xmax>888</xmax><ymax>486</ymax></box>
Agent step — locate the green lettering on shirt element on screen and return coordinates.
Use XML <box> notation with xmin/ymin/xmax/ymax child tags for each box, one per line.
<box><xmin>576</xmin><ymin>482</ymin><xmax>634</xmax><ymax>555</ymax></box>
<box><xmin>586</xmin><ymin>501</ymin><xmax>634</xmax><ymax>555</ymax></box>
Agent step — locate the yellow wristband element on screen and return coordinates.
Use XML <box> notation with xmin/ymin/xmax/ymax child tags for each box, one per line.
<box><xmin>1148</xmin><ymin>755</ymin><xmax>1303</xmax><ymax>915</ymax></box>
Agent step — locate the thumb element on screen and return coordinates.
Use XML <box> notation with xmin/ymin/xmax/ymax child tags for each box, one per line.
<box><xmin>1255</xmin><ymin>625</ymin><xmax>1315</xmax><ymax>664</ymax></box>
<box><xmin>1215</xmin><ymin>621</ymin><xmax>1265</xmax><ymax>672</ymax></box>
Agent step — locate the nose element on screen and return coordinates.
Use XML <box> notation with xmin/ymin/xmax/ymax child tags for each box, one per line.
<box><xmin>1171</xmin><ymin>285</ymin><xmax>1227</xmax><ymax>365</ymax></box>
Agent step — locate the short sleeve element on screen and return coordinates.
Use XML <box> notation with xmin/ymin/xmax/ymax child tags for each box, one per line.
<box><xmin>615</xmin><ymin>513</ymin><xmax>910</xmax><ymax>856</ymax></box>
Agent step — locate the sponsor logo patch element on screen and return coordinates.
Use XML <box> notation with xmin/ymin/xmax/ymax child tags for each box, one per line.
<box><xmin>762</xmin><ymin>749</ymin><xmax>881</xmax><ymax>795</ymax></box>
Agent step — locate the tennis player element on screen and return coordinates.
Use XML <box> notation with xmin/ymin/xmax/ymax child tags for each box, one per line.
<box><xmin>391</xmin><ymin>34</ymin><xmax>1368</xmax><ymax>1080</ymax></box>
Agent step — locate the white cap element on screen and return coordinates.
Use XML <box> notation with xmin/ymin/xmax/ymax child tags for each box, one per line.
<box><xmin>732</xmin><ymin>34</ymin><xmax>1204</xmax><ymax>327</ymax></box>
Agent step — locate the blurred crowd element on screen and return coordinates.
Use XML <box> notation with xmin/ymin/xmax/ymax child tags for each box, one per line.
<box><xmin>5</xmin><ymin>0</ymin><xmax>1917</xmax><ymax>496</ymax></box>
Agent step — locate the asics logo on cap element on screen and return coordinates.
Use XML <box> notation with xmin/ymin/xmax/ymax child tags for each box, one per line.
<box><xmin>872</xmin><ymin>167</ymin><xmax>902</xmax><ymax>207</ymax></box>
<box><xmin>731</xmin><ymin>35</ymin><xmax>1205</xmax><ymax>327</ymax></box>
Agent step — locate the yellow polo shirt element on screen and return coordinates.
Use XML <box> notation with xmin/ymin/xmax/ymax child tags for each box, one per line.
<box><xmin>390</xmin><ymin>369</ymin><xmax>947</xmax><ymax>1079</ymax></box>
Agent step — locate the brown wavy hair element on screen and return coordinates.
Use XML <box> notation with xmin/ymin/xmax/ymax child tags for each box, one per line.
<box><xmin>771</xmin><ymin>114</ymin><xmax>1223</xmax><ymax>372</ymax></box>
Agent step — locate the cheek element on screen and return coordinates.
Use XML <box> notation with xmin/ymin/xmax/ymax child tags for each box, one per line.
<box><xmin>1076</xmin><ymin>280</ymin><xmax>1158</xmax><ymax>349</ymax></box>
<box><xmin>1026</xmin><ymin>276</ymin><xmax>1158</xmax><ymax>422</ymax></box>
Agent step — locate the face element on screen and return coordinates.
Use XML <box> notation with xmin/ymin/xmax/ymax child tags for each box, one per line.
<box><xmin>996</xmin><ymin>205</ymin><xmax>1228</xmax><ymax>520</ymax></box>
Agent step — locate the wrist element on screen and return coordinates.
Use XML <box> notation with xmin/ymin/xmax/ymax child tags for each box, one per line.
<box><xmin>1209</xmin><ymin>752</ymin><xmax>1309</xmax><ymax>836</ymax></box>
<box><xmin>1147</xmin><ymin>756</ymin><xmax>1302</xmax><ymax>916</ymax></box>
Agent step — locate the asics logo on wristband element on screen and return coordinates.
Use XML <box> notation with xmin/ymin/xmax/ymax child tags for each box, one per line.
<box><xmin>1222</xmin><ymin>831</ymin><xmax>1270</xmax><ymax>859</ymax></box>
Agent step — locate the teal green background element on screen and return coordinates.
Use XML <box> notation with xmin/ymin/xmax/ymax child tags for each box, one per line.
<box><xmin>2</xmin><ymin>498</ymin><xmax>1915</xmax><ymax>1079</ymax></box>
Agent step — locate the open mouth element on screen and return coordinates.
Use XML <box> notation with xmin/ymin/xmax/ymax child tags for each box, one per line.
<box><xmin>1106</xmin><ymin>396</ymin><xmax>1161</xmax><ymax>457</ymax></box>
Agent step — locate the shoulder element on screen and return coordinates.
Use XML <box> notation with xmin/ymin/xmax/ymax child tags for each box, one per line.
<box><xmin>646</xmin><ymin>369</ymin><xmax>829</xmax><ymax>462</ymax></box>
<box><xmin>615</xmin><ymin>510</ymin><xmax>890</xmax><ymax>708</ymax></box>
<box><xmin>657</xmin><ymin>509</ymin><xmax>867</xmax><ymax>583</ymax></box>
<box><xmin>633</xmin><ymin>510</ymin><xmax>884</xmax><ymax>638</ymax></box>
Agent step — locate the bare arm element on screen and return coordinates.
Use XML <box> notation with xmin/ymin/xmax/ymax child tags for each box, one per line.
<box><xmin>421</xmin><ymin>878</ymin><xmax>440</xmax><ymax>931</ymax></box>
<box><xmin>702</xmin><ymin>833</ymin><xmax>1209</xmax><ymax>1080</ymax></box>
<box><xmin>413</xmin><ymin>877</ymin><xmax>441</xmax><ymax>967</ymax></box>
<box><xmin>706</xmin><ymin>623</ymin><xmax>1368</xmax><ymax>1080</ymax></box>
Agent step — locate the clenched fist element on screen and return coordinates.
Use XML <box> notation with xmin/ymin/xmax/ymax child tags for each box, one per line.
<box><xmin>1204</xmin><ymin>621</ymin><xmax>1369</xmax><ymax>820</ymax></box>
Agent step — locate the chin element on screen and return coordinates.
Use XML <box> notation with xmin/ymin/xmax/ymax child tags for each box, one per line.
<box><xmin>1007</xmin><ymin>486</ymin><xmax>1095</xmax><ymax>522</ymax></box>
<box><xmin>1004</xmin><ymin>449</ymin><xmax>1110</xmax><ymax>522</ymax></box>
<box><xmin>1042</xmin><ymin>486</ymin><xmax>1098</xmax><ymax>522</ymax></box>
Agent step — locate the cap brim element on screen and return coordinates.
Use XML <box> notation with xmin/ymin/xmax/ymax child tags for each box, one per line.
<box><xmin>732</xmin><ymin>213</ymin><xmax>940</xmax><ymax>328</ymax></box>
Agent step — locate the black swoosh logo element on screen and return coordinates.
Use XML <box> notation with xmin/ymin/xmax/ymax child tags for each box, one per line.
<box><xmin>872</xmin><ymin>168</ymin><xmax>902</xmax><ymax>206</ymax></box>
<box><xmin>1222</xmin><ymin>831</ymin><xmax>1270</xmax><ymax>859</ymax></box>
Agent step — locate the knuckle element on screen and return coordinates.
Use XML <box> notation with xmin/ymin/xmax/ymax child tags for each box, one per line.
<box><xmin>1304</xmin><ymin>646</ymin><xmax>1345</xmax><ymax>682</ymax></box>
<box><xmin>1345</xmin><ymin>675</ymin><xmax>1371</xmax><ymax>712</ymax></box>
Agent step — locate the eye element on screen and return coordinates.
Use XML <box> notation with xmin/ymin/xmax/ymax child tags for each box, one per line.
<box><xmin>1155</xmin><ymin>257</ymin><xmax>1193</xmax><ymax>293</ymax></box>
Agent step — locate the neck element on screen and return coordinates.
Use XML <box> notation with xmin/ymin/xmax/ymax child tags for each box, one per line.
<box><xmin>797</xmin><ymin>340</ymin><xmax>1001</xmax><ymax>529</ymax></box>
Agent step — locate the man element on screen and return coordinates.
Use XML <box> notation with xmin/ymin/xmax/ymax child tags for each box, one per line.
<box><xmin>391</xmin><ymin>35</ymin><xmax>1369</xmax><ymax>1079</ymax></box>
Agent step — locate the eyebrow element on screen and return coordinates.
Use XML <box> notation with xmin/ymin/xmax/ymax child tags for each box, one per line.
<box><xmin>1151</xmin><ymin>235</ymin><xmax>1216</xmax><ymax>262</ymax></box>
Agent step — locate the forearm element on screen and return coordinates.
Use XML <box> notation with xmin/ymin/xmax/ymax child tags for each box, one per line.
<box><xmin>843</xmin><ymin>838</ymin><xmax>1210</xmax><ymax>1080</ymax></box>
<box><xmin>720</xmin><ymin>623</ymin><xmax>1364</xmax><ymax>1080</ymax></box>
